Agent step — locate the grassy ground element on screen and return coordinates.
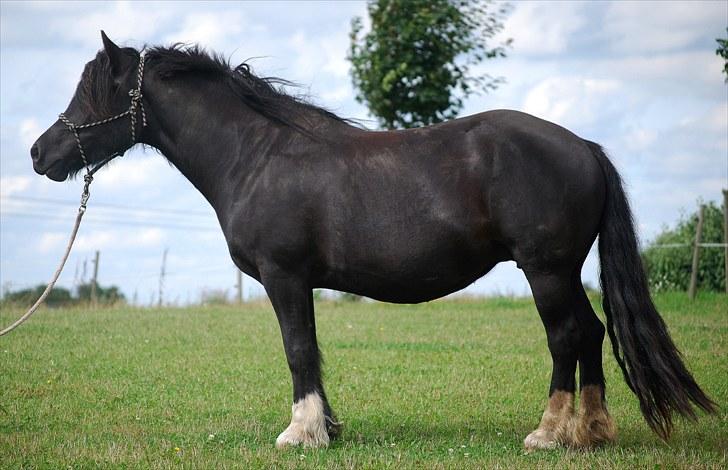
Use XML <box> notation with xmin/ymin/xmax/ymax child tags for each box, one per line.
<box><xmin>1</xmin><ymin>292</ymin><xmax>726</xmax><ymax>469</ymax></box>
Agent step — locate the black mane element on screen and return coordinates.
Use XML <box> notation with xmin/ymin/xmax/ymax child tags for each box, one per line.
<box><xmin>147</xmin><ymin>45</ymin><xmax>352</xmax><ymax>132</ymax></box>
<box><xmin>81</xmin><ymin>44</ymin><xmax>352</xmax><ymax>134</ymax></box>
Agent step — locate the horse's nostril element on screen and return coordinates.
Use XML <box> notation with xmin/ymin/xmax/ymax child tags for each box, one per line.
<box><xmin>31</xmin><ymin>143</ymin><xmax>40</xmax><ymax>160</ymax></box>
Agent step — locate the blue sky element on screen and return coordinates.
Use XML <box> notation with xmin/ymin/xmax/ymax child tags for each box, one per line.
<box><xmin>1</xmin><ymin>1</ymin><xmax>726</xmax><ymax>304</ymax></box>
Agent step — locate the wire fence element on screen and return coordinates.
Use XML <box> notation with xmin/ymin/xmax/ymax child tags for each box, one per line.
<box><xmin>650</xmin><ymin>243</ymin><xmax>727</xmax><ymax>248</ymax></box>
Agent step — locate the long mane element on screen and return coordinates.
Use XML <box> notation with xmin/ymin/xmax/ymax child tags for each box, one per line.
<box><xmin>146</xmin><ymin>44</ymin><xmax>351</xmax><ymax>133</ymax></box>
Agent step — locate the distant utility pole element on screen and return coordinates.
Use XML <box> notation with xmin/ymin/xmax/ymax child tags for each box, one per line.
<box><xmin>158</xmin><ymin>248</ymin><xmax>168</xmax><ymax>308</ymax></box>
<box><xmin>91</xmin><ymin>250</ymin><xmax>100</xmax><ymax>306</ymax></box>
<box><xmin>72</xmin><ymin>259</ymin><xmax>80</xmax><ymax>293</ymax></box>
<box><xmin>236</xmin><ymin>269</ymin><xmax>244</xmax><ymax>304</ymax></box>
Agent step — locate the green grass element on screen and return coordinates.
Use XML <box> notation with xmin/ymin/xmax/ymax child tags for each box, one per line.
<box><xmin>1</xmin><ymin>293</ymin><xmax>726</xmax><ymax>469</ymax></box>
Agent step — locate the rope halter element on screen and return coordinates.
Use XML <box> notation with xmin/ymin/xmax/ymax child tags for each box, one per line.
<box><xmin>58</xmin><ymin>51</ymin><xmax>147</xmax><ymax>212</ymax></box>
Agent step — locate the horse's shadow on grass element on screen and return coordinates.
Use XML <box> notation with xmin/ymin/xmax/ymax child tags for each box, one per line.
<box><xmin>335</xmin><ymin>413</ymin><xmax>530</xmax><ymax>447</ymax></box>
<box><xmin>332</xmin><ymin>413</ymin><xmax>724</xmax><ymax>454</ymax></box>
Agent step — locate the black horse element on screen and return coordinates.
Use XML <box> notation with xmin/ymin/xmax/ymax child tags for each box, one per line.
<box><xmin>31</xmin><ymin>33</ymin><xmax>715</xmax><ymax>449</ymax></box>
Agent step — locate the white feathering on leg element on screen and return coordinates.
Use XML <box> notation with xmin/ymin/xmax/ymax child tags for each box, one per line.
<box><xmin>275</xmin><ymin>392</ymin><xmax>330</xmax><ymax>448</ymax></box>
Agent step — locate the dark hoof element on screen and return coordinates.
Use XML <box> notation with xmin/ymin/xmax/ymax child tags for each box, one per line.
<box><xmin>326</xmin><ymin>415</ymin><xmax>343</xmax><ymax>440</ymax></box>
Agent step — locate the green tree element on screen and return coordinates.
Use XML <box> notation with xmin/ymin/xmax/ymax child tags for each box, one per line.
<box><xmin>716</xmin><ymin>28</ymin><xmax>728</xmax><ymax>82</ymax></box>
<box><xmin>1</xmin><ymin>282</ymin><xmax>126</xmax><ymax>307</ymax></box>
<box><xmin>642</xmin><ymin>202</ymin><xmax>726</xmax><ymax>292</ymax></box>
<box><xmin>349</xmin><ymin>0</ymin><xmax>511</xmax><ymax>129</ymax></box>
<box><xmin>2</xmin><ymin>285</ymin><xmax>74</xmax><ymax>308</ymax></box>
<box><xmin>76</xmin><ymin>282</ymin><xmax>126</xmax><ymax>305</ymax></box>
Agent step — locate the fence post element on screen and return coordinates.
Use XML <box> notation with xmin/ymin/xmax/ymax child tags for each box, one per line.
<box><xmin>688</xmin><ymin>205</ymin><xmax>705</xmax><ymax>300</ymax></box>
<box><xmin>90</xmin><ymin>250</ymin><xmax>100</xmax><ymax>306</ymax></box>
<box><xmin>236</xmin><ymin>270</ymin><xmax>243</xmax><ymax>304</ymax></box>
<box><xmin>158</xmin><ymin>248</ymin><xmax>168</xmax><ymax>308</ymax></box>
<box><xmin>723</xmin><ymin>189</ymin><xmax>727</xmax><ymax>295</ymax></box>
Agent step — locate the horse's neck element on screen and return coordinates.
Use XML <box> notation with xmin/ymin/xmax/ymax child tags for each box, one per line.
<box><xmin>141</xmin><ymin>79</ymin><xmax>292</xmax><ymax>208</ymax></box>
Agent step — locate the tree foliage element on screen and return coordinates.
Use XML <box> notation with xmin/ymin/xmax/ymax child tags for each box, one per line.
<box><xmin>1</xmin><ymin>282</ymin><xmax>125</xmax><ymax>307</ymax></box>
<box><xmin>76</xmin><ymin>282</ymin><xmax>125</xmax><ymax>304</ymax></box>
<box><xmin>716</xmin><ymin>28</ymin><xmax>728</xmax><ymax>82</ymax></box>
<box><xmin>642</xmin><ymin>202</ymin><xmax>726</xmax><ymax>292</ymax></box>
<box><xmin>348</xmin><ymin>0</ymin><xmax>511</xmax><ymax>129</ymax></box>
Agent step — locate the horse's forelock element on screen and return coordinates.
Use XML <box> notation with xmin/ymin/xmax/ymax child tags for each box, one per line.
<box><xmin>76</xmin><ymin>51</ymin><xmax>114</xmax><ymax>120</ymax></box>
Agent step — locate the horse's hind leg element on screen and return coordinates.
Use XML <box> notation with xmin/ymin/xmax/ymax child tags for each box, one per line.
<box><xmin>523</xmin><ymin>270</ymin><xmax>578</xmax><ymax>449</ymax></box>
<box><xmin>523</xmin><ymin>269</ymin><xmax>615</xmax><ymax>449</ymax></box>
<box><xmin>572</xmin><ymin>282</ymin><xmax>616</xmax><ymax>448</ymax></box>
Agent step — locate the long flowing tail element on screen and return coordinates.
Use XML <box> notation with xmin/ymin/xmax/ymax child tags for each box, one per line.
<box><xmin>587</xmin><ymin>140</ymin><xmax>716</xmax><ymax>439</ymax></box>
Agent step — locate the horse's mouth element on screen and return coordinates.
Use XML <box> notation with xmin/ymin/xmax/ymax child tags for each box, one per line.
<box><xmin>35</xmin><ymin>160</ymin><xmax>69</xmax><ymax>182</ymax></box>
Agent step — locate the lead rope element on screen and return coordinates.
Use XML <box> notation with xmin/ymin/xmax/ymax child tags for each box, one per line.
<box><xmin>0</xmin><ymin>53</ymin><xmax>146</xmax><ymax>337</ymax></box>
<box><xmin>0</xmin><ymin>184</ymin><xmax>89</xmax><ymax>336</ymax></box>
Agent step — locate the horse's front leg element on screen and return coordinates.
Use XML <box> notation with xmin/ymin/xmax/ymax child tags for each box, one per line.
<box><xmin>262</xmin><ymin>272</ymin><xmax>340</xmax><ymax>448</ymax></box>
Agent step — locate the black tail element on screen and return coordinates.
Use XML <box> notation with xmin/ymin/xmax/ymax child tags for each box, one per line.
<box><xmin>587</xmin><ymin>141</ymin><xmax>716</xmax><ymax>439</ymax></box>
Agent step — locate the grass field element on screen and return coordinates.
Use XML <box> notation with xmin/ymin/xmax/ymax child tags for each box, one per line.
<box><xmin>1</xmin><ymin>292</ymin><xmax>726</xmax><ymax>469</ymax></box>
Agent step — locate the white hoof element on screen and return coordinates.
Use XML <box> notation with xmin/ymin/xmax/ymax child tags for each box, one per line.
<box><xmin>275</xmin><ymin>392</ymin><xmax>330</xmax><ymax>449</ymax></box>
<box><xmin>524</xmin><ymin>429</ymin><xmax>559</xmax><ymax>450</ymax></box>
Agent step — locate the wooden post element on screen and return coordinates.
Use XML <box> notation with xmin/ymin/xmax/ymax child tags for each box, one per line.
<box><xmin>236</xmin><ymin>270</ymin><xmax>243</xmax><ymax>304</ymax></box>
<box><xmin>723</xmin><ymin>190</ymin><xmax>728</xmax><ymax>295</ymax></box>
<box><xmin>158</xmin><ymin>248</ymin><xmax>168</xmax><ymax>308</ymax></box>
<box><xmin>90</xmin><ymin>250</ymin><xmax>100</xmax><ymax>306</ymax></box>
<box><xmin>688</xmin><ymin>205</ymin><xmax>705</xmax><ymax>300</ymax></box>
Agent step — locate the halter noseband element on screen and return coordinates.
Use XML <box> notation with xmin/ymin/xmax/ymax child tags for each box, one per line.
<box><xmin>58</xmin><ymin>51</ymin><xmax>147</xmax><ymax>177</ymax></box>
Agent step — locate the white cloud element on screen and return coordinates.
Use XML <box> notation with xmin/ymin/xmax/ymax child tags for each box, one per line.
<box><xmin>501</xmin><ymin>2</ymin><xmax>586</xmax><ymax>56</ymax></box>
<box><xmin>93</xmin><ymin>155</ymin><xmax>172</xmax><ymax>190</ymax></box>
<box><xmin>38</xmin><ymin>231</ymin><xmax>65</xmax><ymax>253</ymax></box>
<box><xmin>135</xmin><ymin>228</ymin><xmax>165</xmax><ymax>247</ymax></box>
<box><xmin>47</xmin><ymin>1</ymin><xmax>169</xmax><ymax>48</ymax></box>
<box><xmin>706</xmin><ymin>103</ymin><xmax>728</xmax><ymax>134</ymax></box>
<box><xmin>597</xmin><ymin>51</ymin><xmax>722</xmax><ymax>88</ymax></box>
<box><xmin>624</xmin><ymin>128</ymin><xmax>658</xmax><ymax>152</ymax></box>
<box><xmin>0</xmin><ymin>176</ymin><xmax>31</xmax><ymax>197</ymax></box>
<box><xmin>604</xmin><ymin>1</ymin><xmax>726</xmax><ymax>54</ymax></box>
<box><xmin>74</xmin><ymin>230</ymin><xmax>116</xmax><ymax>252</ymax></box>
<box><xmin>321</xmin><ymin>85</ymin><xmax>352</xmax><ymax>103</ymax></box>
<box><xmin>522</xmin><ymin>77</ymin><xmax>621</xmax><ymax>128</ymax></box>
<box><xmin>288</xmin><ymin>28</ymin><xmax>351</xmax><ymax>81</ymax></box>
<box><xmin>19</xmin><ymin>118</ymin><xmax>41</xmax><ymax>150</ymax></box>
<box><xmin>163</xmin><ymin>11</ymin><xmax>246</xmax><ymax>51</ymax></box>
<box><xmin>66</xmin><ymin>227</ymin><xmax>166</xmax><ymax>253</ymax></box>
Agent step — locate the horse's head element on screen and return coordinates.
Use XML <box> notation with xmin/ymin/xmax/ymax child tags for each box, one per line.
<box><xmin>31</xmin><ymin>32</ymin><xmax>145</xmax><ymax>181</ymax></box>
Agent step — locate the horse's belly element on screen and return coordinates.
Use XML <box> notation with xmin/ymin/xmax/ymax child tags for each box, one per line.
<box><xmin>320</xmin><ymin>238</ymin><xmax>508</xmax><ymax>303</ymax></box>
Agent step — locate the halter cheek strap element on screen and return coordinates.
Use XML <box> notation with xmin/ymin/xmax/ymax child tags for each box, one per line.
<box><xmin>58</xmin><ymin>51</ymin><xmax>147</xmax><ymax>177</ymax></box>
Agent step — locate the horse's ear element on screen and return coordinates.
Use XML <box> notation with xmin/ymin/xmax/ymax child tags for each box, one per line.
<box><xmin>100</xmin><ymin>30</ymin><xmax>131</xmax><ymax>81</ymax></box>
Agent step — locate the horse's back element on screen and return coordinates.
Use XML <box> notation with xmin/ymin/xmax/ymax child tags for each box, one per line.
<box><xmin>347</xmin><ymin>109</ymin><xmax>606</xmax><ymax>270</ymax></box>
